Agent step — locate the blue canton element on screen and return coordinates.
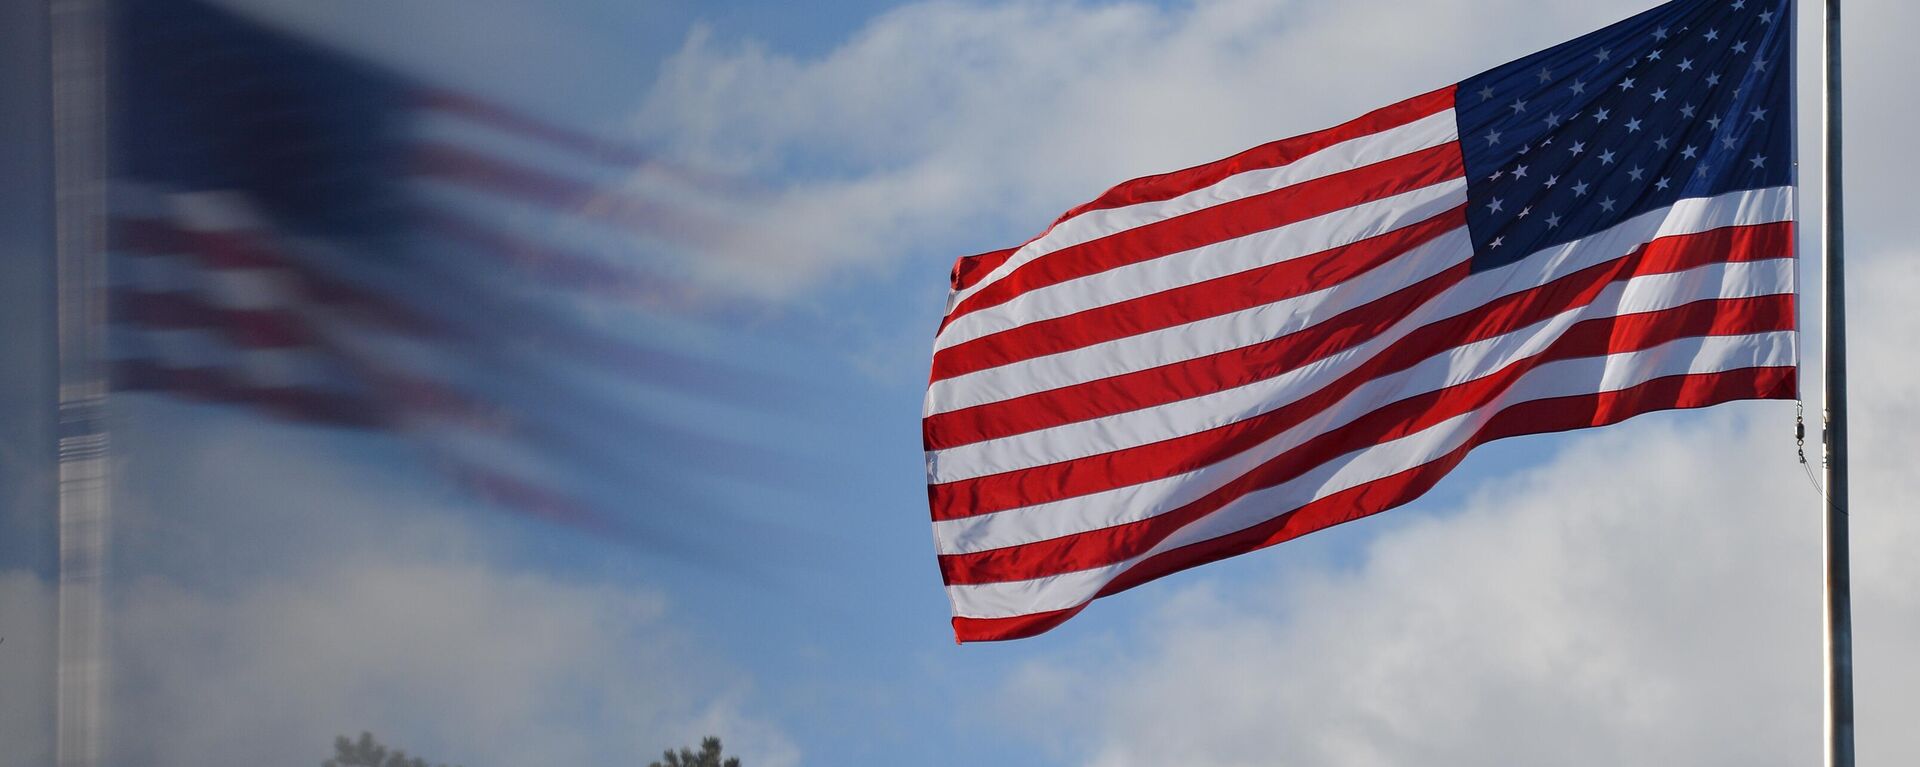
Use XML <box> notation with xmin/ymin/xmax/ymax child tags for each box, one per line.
<box><xmin>1457</xmin><ymin>0</ymin><xmax>1794</xmax><ymax>271</ymax></box>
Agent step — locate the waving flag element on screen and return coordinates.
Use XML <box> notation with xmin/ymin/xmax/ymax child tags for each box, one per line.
<box><xmin>926</xmin><ymin>0</ymin><xmax>1797</xmax><ymax>642</ymax></box>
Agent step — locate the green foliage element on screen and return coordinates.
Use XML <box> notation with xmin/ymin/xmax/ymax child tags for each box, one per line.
<box><xmin>324</xmin><ymin>732</ymin><xmax>459</xmax><ymax>767</ymax></box>
<box><xmin>649</xmin><ymin>736</ymin><xmax>740</xmax><ymax>767</ymax></box>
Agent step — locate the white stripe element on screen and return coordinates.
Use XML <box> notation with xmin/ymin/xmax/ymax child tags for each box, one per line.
<box><xmin>168</xmin><ymin>191</ymin><xmax>272</xmax><ymax>231</ymax></box>
<box><xmin>927</xmin><ymin>186</ymin><xmax>1794</xmax><ymax>477</ymax></box>
<box><xmin>938</xmin><ymin>109</ymin><xmax>1460</xmax><ymax>324</ymax></box>
<box><xmin>926</xmin><ymin>180</ymin><xmax>1468</xmax><ymax>412</ymax></box>
<box><xmin>945</xmin><ymin>329</ymin><xmax>1795</xmax><ymax>618</ymax></box>
<box><xmin>113</xmin><ymin>247</ymin><xmax>305</xmax><ymax>312</ymax></box>
<box><xmin>112</xmin><ymin>327</ymin><xmax>354</xmax><ymax>390</ymax></box>
<box><xmin>932</xmin><ymin>257</ymin><xmax>1794</xmax><ymax>552</ymax></box>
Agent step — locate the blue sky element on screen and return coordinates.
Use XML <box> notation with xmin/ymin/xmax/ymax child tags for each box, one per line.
<box><xmin>8</xmin><ymin>1</ymin><xmax>1920</xmax><ymax>765</ymax></box>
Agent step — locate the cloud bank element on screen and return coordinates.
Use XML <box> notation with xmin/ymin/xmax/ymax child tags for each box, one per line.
<box><xmin>1</xmin><ymin>407</ymin><xmax>799</xmax><ymax>767</ymax></box>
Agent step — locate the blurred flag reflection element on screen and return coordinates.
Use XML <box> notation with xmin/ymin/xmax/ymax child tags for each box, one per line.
<box><xmin>108</xmin><ymin>0</ymin><xmax>793</xmax><ymax>543</ymax></box>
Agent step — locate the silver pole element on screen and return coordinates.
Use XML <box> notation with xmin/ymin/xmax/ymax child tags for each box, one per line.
<box><xmin>1821</xmin><ymin>1</ymin><xmax>1855</xmax><ymax>766</ymax></box>
<box><xmin>49</xmin><ymin>0</ymin><xmax>109</xmax><ymax>765</ymax></box>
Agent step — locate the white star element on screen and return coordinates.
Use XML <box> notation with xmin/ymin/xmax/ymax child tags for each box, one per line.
<box><xmin>1655</xmin><ymin>135</ymin><xmax>1672</xmax><ymax>150</ymax></box>
<box><xmin>1489</xmin><ymin>169</ymin><xmax>1504</xmax><ymax>181</ymax></box>
<box><xmin>1732</xmin><ymin>0</ymin><xmax>1746</xmax><ymax>9</ymax></box>
<box><xmin>1598</xmin><ymin>149</ymin><xmax>1617</xmax><ymax>165</ymax></box>
<box><xmin>1706</xmin><ymin>72</ymin><xmax>1722</xmax><ymax>87</ymax></box>
<box><xmin>1518</xmin><ymin>144</ymin><xmax>1531</xmax><ymax>155</ymax></box>
<box><xmin>1571</xmin><ymin>79</ymin><xmax>1587</xmax><ymax>95</ymax></box>
<box><xmin>1628</xmin><ymin>166</ymin><xmax>1645</xmax><ymax>181</ymax></box>
<box><xmin>1750</xmin><ymin>106</ymin><xmax>1768</xmax><ymax>122</ymax></box>
<box><xmin>1680</xmin><ymin>103</ymin><xmax>1698</xmax><ymax>119</ymax></box>
<box><xmin>1618</xmin><ymin>77</ymin><xmax>1636</xmax><ymax>91</ymax></box>
<box><xmin>1761</xmin><ymin>10</ymin><xmax>1776</xmax><ymax>24</ymax></box>
<box><xmin>1510</xmin><ymin>98</ymin><xmax>1528</xmax><ymax>114</ymax></box>
<box><xmin>1753</xmin><ymin>57</ymin><xmax>1769</xmax><ymax>72</ymax></box>
<box><xmin>1653</xmin><ymin>26</ymin><xmax>1669</xmax><ymax>41</ymax></box>
<box><xmin>1546</xmin><ymin>213</ymin><xmax>1562</xmax><ymax>228</ymax></box>
<box><xmin>1572</xmin><ymin>180</ymin><xmax>1590</xmax><ymax>196</ymax></box>
<box><xmin>1545</xmin><ymin>112</ymin><xmax>1564</xmax><ymax>128</ymax></box>
<box><xmin>1678</xmin><ymin>58</ymin><xmax>1695</xmax><ymax>72</ymax></box>
<box><xmin>1544</xmin><ymin>174</ymin><xmax>1560</xmax><ymax>188</ymax></box>
<box><xmin>1750</xmin><ymin>154</ymin><xmax>1767</xmax><ymax>169</ymax></box>
<box><xmin>1704</xmin><ymin>28</ymin><xmax>1720</xmax><ymax>42</ymax></box>
<box><xmin>1722</xmin><ymin>135</ymin><xmax>1739</xmax><ymax>150</ymax></box>
<box><xmin>1707</xmin><ymin>114</ymin><xmax>1724</xmax><ymax>130</ymax></box>
<box><xmin>1485</xmin><ymin>129</ymin><xmax>1503</xmax><ymax>146</ymax></box>
<box><xmin>1568</xmin><ymin>140</ymin><xmax>1587</xmax><ymax>156</ymax></box>
<box><xmin>1512</xmin><ymin>164</ymin><xmax>1529</xmax><ymax>180</ymax></box>
<box><xmin>1593</xmin><ymin>107</ymin><xmax>1611</xmax><ymax>123</ymax></box>
<box><xmin>1732</xmin><ymin>40</ymin><xmax>1750</xmax><ymax>55</ymax></box>
<box><xmin>1651</xmin><ymin>87</ymin><xmax>1669</xmax><ymax>102</ymax></box>
<box><xmin>1490</xmin><ymin>235</ymin><xmax>1505</xmax><ymax>249</ymax></box>
<box><xmin>1518</xmin><ymin>205</ymin><xmax>1532</xmax><ymax>219</ymax></box>
<box><xmin>1697</xmin><ymin>163</ymin><xmax>1712</xmax><ymax>177</ymax></box>
<box><xmin>1487</xmin><ymin>197</ymin><xmax>1505</xmax><ymax>214</ymax></box>
<box><xmin>1681</xmin><ymin>144</ymin><xmax>1699</xmax><ymax>159</ymax></box>
<box><xmin>1655</xmin><ymin>176</ymin><xmax>1671</xmax><ymax>191</ymax></box>
<box><xmin>1478</xmin><ymin>85</ymin><xmax>1496</xmax><ymax>101</ymax></box>
<box><xmin>1647</xmin><ymin>49</ymin><xmax>1663</xmax><ymax>62</ymax></box>
<box><xmin>1595</xmin><ymin>47</ymin><xmax>1611</xmax><ymax>63</ymax></box>
<box><xmin>1625</xmin><ymin>117</ymin><xmax>1643</xmax><ymax>133</ymax></box>
<box><xmin>1599</xmin><ymin>197</ymin><xmax>1617</xmax><ymax>212</ymax></box>
<box><xmin>1537</xmin><ymin>66</ymin><xmax>1553</xmax><ymax>83</ymax></box>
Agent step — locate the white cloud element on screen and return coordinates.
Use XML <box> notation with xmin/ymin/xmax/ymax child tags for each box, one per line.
<box><xmin>109</xmin><ymin>559</ymin><xmax>795</xmax><ymax>767</ymax></box>
<box><xmin>77</xmin><ymin>406</ymin><xmax>799</xmax><ymax>767</ymax></box>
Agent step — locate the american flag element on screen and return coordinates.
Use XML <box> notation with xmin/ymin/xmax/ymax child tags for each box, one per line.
<box><xmin>926</xmin><ymin>0</ymin><xmax>1797</xmax><ymax>642</ymax></box>
<box><xmin>108</xmin><ymin>0</ymin><xmax>779</xmax><ymax>543</ymax></box>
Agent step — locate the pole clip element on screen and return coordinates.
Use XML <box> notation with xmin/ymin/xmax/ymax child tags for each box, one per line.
<box><xmin>1796</xmin><ymin>402</ymin><xmax>1808</xmax><ymax>465</ymax></box>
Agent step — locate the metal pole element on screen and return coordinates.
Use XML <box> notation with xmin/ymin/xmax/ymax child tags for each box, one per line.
<box><xmin>1821</xmin><ymin>1</ymin><xmax>1856</xmax><ymax>766</ymax></box>
<box><xmin>49</xmin><ymin>0</ymin><xmax>109</xmax><ymax>765</ymax></box>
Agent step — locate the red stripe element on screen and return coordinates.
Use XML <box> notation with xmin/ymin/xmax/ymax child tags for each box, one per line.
<box><xmin>408</xmin><ymin>142</ymin><xmax>709</xmax><ymax>242</ymax></box>
<box><xmin>113</xmin><ymin>216</ymin><xmax>450</xmax><ymax>338</ymax></box>
<box><xmin>932</xmin><ymin>204</ymin><xmax>1466</xmax><ymax>382</ymax></box>
<box><xmin>1059</xmin><ymin>87</ymin><xmax>1457</xmax><ymax>220</ymax></box>
<box><xmin>938</xmin><ymin>293</ymin><xmax>1795</xmax><ymax>584</ymax></box>
<box><xmin>415</xmin><ymin>206</ymin><xmax>698</xmax><ymax>307</ymax></box>
<box><xmin>446</xmin><ymin>461</ymin><xmax>613</xmax><ymax>531</ymax></box>
<box><xmin>115</xmin><ymin>217</ymin><xmax>279</xmax><ymax>269</ymax></box>
<box><xmin>414</xmin><ymin>87</ymin><xmax>657</xmax><ymax>168</ymax></box>
<box><xmin>949</xmin><ymin>247</ymin><xmax>1018</xmax><ymax>293</ymax></box>
<box><xmin>950</xmin><ymin>365</ymin><xmax>1798</xmax><ymax>642</ymax></box>
<box><xmin>112</xmin><ymin>289</ymin><xmax>317</xmax><ymax>349</ymax></box>
<box><xmin>112</xmin><ymin>359</ymin><xmax>388</xmax><ymax>428</ymax></box>
<box><xmin>924</xmin><ymin>221</ymin><xmax>1794</xmax><ymax>458</ymax></box>
<box><xmin>942</xmin><ymin>141</ymin><xmax>1467</xmax><ymax>330</ymax></box>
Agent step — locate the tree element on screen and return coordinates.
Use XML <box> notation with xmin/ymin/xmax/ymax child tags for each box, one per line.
<box><xmin>325</xmin><ymin>731</ymin><xmax>459</xmax><ymax>767</ymax></box>
<box><xmin>649</xmin><ymin>736</ymin><xmax>740</xmax><ymax>767</ymax></box>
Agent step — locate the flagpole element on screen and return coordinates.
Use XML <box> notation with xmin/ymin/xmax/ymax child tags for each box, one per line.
<box><xmin>49</xmin><ymin>0</ymin><xmax>109</xmax><ymax>765</ymax></box>
<box><xmin>1820</xmin><ymin>1</ymin><xmax>1855</xmax><ymax>766</ymax></box>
